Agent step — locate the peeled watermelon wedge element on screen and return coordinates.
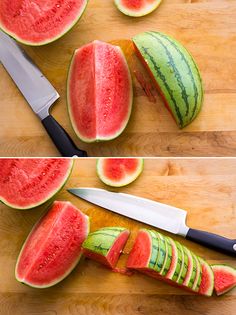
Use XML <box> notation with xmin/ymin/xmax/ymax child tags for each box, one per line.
<box><xmin>67</xmin><ymin>41</ymin><xmax>133</xmax><ymax>143</ymax></box>
<box><xmin>114</xmin><ymin>0</ymin><xmax>162</xmax><ymax>17</ymax></box>
<box><xmin>0</xmin><ymin>158</ymin><xmax>73</xmax><ymax>210</ymax></box>
<box><xmin>0</xmin><ymin>0</ymin><xmax>88</xmax><ymax>46</ymax></box>
<box><xmin>15</xmin><ymin>201</ymin><xmax>89</xmax><ymax>288</ymax></box>
<box><xmin>82</xmin><ymin>227</ymin><xmax>130</xmax><ymax>268</ymax></box>
<box><xmin>97</xmin><ymin>158</ymin><xmax>144</xmax><ymax>187</ymax></box>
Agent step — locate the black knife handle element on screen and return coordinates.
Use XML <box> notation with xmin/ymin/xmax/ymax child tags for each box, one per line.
<box><xmin>42</xmin><ymin>115</ymin><xmax>88</xmax><ymax>157</ymax></box>
<box><xmin>186</xmin><ymin>228</ymin><xmax>236</xmax><ymax>256</ymax></box>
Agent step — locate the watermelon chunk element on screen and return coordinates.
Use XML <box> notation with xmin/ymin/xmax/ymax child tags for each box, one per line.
<box><xmin>67</xmin><ymin>41</ymin><xmax>133</xmax><ymax>143</ymax></box>
<box><xmin>198</xmin><ymin>258</ymin><xmax>214</xmax><ymax>297</ymax></box>
<box><xmin>212</xmin><ymin>264</ymin><xmax>236</xmax><ymax>296</ymax></box>
<box><xmin>114</xmin><ymin>0</ymin><xmax>162</xmax><ymax>17</ymax></box>
<box><xmin>15</xmin><ymin>201</ymin><xmax>90</xmax><ymax>288</ymax></box>
<box><xmin>0</xmin><ymin>158</ymin><xmax>73</xmax><ymax>210</ymax></box>
<box><xmin>82</xmin><ymin>227</ymin><xmax>130</xmax><ymax>268</ymax></box>
<box><xmin>0</xmin><ymin>0</ymin><xmax>88</xmax><ymax>46</ymax></box>
<box><xmin>97</xmin><ymin>158</ymin><xmax>144</xmax><ymax>187</ymax></box>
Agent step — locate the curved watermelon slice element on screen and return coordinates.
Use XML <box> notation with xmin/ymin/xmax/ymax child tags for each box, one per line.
<box><xmin>67</xmin><ymin>40</ymin><xmax>133</xmax><ymax>143</ymax></box>
<box><xmin>0</xmin><ymin>158</ymin><xmax>73</xmax><ymax>210</ymax></box>
<box><xmin>82</xmin><ymin>227</ymin><xmax>130</xmax><ymax>268</ymax></box>
<box><xmin>212</xmin><ymin>264</ymin><xmax>236</xmax><ymax>296</ymax></box>
<box><xmin>0</xmin><ymin>0</ymin><xmax>88</xmax><ymax>46</ymax></box>
<box><xmin>198</xmin><ymin>258</ymin><xmax>214</xmax><ymax>297</ymax></box>
<box><xmin>114</xmin><ymin>0</ymin><xmax>162</xmax><ymax>17</ymax></box>
<box><xmin>97</xmin><ymin>158</ymin><xmax>144</xmax><ymax>187</ymax></box>
<box><xmin>15</xmin><ymin>201</ymin><xmax>89</xmax><ymax>288</ymax></box>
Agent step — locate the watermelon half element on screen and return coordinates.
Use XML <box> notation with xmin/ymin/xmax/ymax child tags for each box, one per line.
<box><xmin>0</xmin><ymin>0</ymin><xmax>88</xmax><ymax>46</ymax></box>
<box><xmin>133</xmin><ymin>31</ymin><xmax>204</xmax><ymax>128</ymax></box>
<box><xmin>211</xmin><ymin>264</ymin><xmax>236</xmax><ymax>296</ymax></box>
<box><xmin>82</xmin><ymin>227</ymin><xmax>130</xmax><ymax>268</ymax></box>
<box><xmin>0</xmin><ymin>158</ymin><xmax>73</xmax><ymax>210</ymax></box>
<box><xmin>15</xmin><ymin>201</ymin><xmax>89</xmax><ymax>288</ymax></box>
<box><xmin>114</xmin><ymin>0</ymin><xmax>162</xmax><ymax>17</ymax></box>
<box><xmin>96</xmin><ymin>158</ymin><xmax>144</xmax><ymax>187</ymax></box>
<box><xmin>67</xmin><ymin>40</ymin><xmax>133</xmax><ymax>143</ymax></box>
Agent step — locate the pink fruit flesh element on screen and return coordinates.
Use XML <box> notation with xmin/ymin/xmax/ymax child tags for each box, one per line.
<box><xmin>213</xmin><ymin>267</ymin><xmax>236</xmax><ymax>295</ymax></box>
<box><xmin>120</xmin><ymin>0</ymin><xmax>156</xmax><ymax>11</ymax></box>
<box><xmin>103</xmin><ymin>158</ymin><xmax>139</xmax><ymax>181</ymax></box>
<box><xmin>83</xmin><ymin>230</ymin><xmax>130</xmax><ymax>268</ymax></box>
<box><xmin>68</xmin><ymin>41</ymin><xmax>132</xmax><ymax>141</ymax></box>
<box><xmin>198</xmin><ymin>262</ymin><xmax>213</xmax><ymax>296</ymax></box>
<box><xmin>0</xmin><ymin>159</ymin><xmax>72</xmax><ymax>208</ymax></box>
<box><xmin>126</xmin><ymin>230</ymin><xmax>151</xmax><ymax>268</ymax></box>
<box><xmin>16</xmin><ymin>201</ymin><xmax>89</xmax><ymax>287</ymax></box>
<box><xmin>0</xmin><ymin>0</ymin><xmax>87</xmax><ymax>44</ymax></box>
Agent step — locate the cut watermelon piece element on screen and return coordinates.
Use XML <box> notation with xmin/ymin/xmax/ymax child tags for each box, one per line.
<box><xmin>165</xmin><ymin>238</ymin><xmax>182</xmax><ymax>282</ymax></box>
<box><xmin>114</xmin><ymin>0</ymin><xmax>162</xmax><ymax>17</ymax></box>
<box><xmin>67</xmin><ymin>41</ymin><xmax>133</xmax><ymax>143</ymax></box>
<box><xmin>192</xmin><ymin>254</ymin><xmax>202</xmax><ymax>292</ymax></box>
<box><xmin>0</xmin><ymin>0</ymin><xmax>88</xmax><ymax>46</ymax></box>
<box><xmin>15</xmin><ymin>201</ymin><xmax>89</xmax><ymax>288</ymax></box>
<box><xmin>0</xmin><ymin>158</ymin><xmax>73</xmax><ymax>210</ymax></box>
<box><xmin>96</xmin><ymin>158</ymin><xmax>144</xmax><ymax>187</ymax></box>
<box><xmin>198</xmin><ymin>258</ymin><xmax>214</xmax><ymax>296</ymax></box>
<box><xmin>211</xmin><ymin>264</ymin><xmax>236</xmax><ymax>296</ymax></box>
<box><xmin>175</xmin><ymin>242</ymin><xmax>188</xmax><ymax>285</ymax></box>
<box><xmin>182</xmin><ymin>247</ymin><xmax>197</xmax><ymax>289</ymax></box>
<box><xmin>82</xmin><ymin>227</ymin><xmax>130</xmax><ymax>268</ymax></box>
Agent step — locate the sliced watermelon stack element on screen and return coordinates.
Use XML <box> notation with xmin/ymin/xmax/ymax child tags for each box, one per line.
<box><xmin>126</xmin><ymin>229</ymin><xmax>214</xmax><ymax>296</ymax></box>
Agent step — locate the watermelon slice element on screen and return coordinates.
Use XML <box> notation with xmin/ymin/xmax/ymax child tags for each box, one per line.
<box><xmin>192</xmin><ymin>254</ymin><xmax>202</xmax><ymax>292</ymax></box>
<box><xmin>0</xmin><ymin>0</ymin><xmax>88</xmax><ymax>46</ymax></box>
<box><xmin>82</xmin><ymin>227</ymin><xmax>130</xmax><ymax>268</ymax></box>
<box><xmin>211</xmin><ymin>264</ymin><xmax>236</xmax><ymax>296</ymax></box>
<box><xmin>15</xmin><ymin>201</ymin><xmax>89</xmax><ymax>288</ymax></box>
<box><xmin>182</xmin><ymin>247</ymin><xmax>197</xmax><ymax>289</ymax></box>
<box><xmin>96</xmin><ymin>158</ymin><xmax>144</xmax><ymax>187</ymax></box>
<box><xmin>165</xmin><ymin>238</ymin><xmax>182</xmax><ymax>282</ymax></box>
<box><xmin>198</xmin><ymin>258</ymin><xmax>214</xmax><ymax>296</ymax></box>
<box><xmin>67</xmin><ymin>41</ymin><xmax>133</xmax><ymax>143</ymax></box>
<box><xmin>0</xmin><ymin>158</ymin><xmax>73</xmax><ymax>210</ymax></box>
<box><xmin>114</xmin><ymin>0</ymin><xmax>162</xmax><ymax>17</ymax></box>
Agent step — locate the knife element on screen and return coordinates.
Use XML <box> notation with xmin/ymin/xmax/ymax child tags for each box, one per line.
<box><xmin>0</xmin><ymin>30</ymin><xmax>87</xmax><ymax>157</ymax></box>
<box><xmin>68</xmin><ymin>187</ymin><xmax>236</xmax><ymax>256</ymax></box>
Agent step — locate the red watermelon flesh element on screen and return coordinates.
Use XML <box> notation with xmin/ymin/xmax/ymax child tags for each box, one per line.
<box><xmin>120</xmin><ymin>0</ymin><xmax>158</xmax><ymax>11</ymax></box>
<box><xmin>15</xmin><ymin>201</ymin><xmax>89</xmax><ymax>288</ymax></box>
<box><xmin>82</xmin><ymin>230</ymin><xmax>130</xmax><ymax>268</ymax></box>
<box><xmin>0</xmin><ymin>158</ymin><xmax>73</xmax><ymax>209</ymax></box>
<box><xmin>212</xmin><ymin>264</ymin><xmax>236</xmax><ymax>296</ymax></box>
<box><xmin>67</xmin><ymin>40</ymin><xmax>133</xmax><ymax>143</ymax></box>
<box><xmin>115</xmin><ymin>0</ymin><xmax>162</xmax><ymax>17</ymax></box>
<box><xmin>0</xmin><ymin>0</ymin><xmax>88</xmax><ymax>46</ymax></box>
<box><xmin>198</xmin><ymin>258</ymin><xmax>214</xmax><ymax>296</ymax></box>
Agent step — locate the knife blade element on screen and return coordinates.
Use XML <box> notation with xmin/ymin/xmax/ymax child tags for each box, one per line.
<box><xmin>0</xmin><ymin>30</ymin><xmax>87</xmax><ymax>157</ymax></box>
<box><xmin>68</xmin><ymin>188</ymin><xmax>236</xmax><ymax>256</ymax></box>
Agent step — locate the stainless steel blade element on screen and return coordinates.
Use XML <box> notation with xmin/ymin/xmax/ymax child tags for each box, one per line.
<box><xmin>0</xmin><ymin>31</ymin><xmax>59</xmax><ymax>120</ymax></box>
<box><xmin>68</xmin><ymin>188</ymin><xmax>190</xmax><ymax>237</ymax></box>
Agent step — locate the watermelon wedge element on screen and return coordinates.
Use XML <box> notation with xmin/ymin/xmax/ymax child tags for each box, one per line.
<box><xmin>15</xmin><ymin>201</ymin><xmax>89</xmax><ymax>288</ymax></box>
<box><xmin>0</xmin><ymin>0</ymin><xmax>88</xmax><ymax>46</ymax></box>
<box><xmin>211</xmin><ymin>264</ymin><xmax>236</xmax><ymax>296</ymax></box>
<box><xmin>67</xmin><ymin>41</ymin><xmax>133</xmax><ymax>143</ymax></box>
<box><xmin>198</xmin><ymin>258</ymin><xmax>214</xmax><ymax>297</ymax></box>
<box><xmin>0</xmin><ymin>158</ymin><xmax>73</xmax><ymax>210</ymax></box>
<box><xmin>114</xmin><ymin>0</ymin><xmax>162</xmax><ymax>17</ymax></box>
<box><xmin>96</xmin><ymin>158</ymin><xmax>144</xmax><ymax>187</ymax></box>
<box><xmin>82</xmin><ymin>227</ymin><xmax>130</xmax><ymax>268</ymax></box>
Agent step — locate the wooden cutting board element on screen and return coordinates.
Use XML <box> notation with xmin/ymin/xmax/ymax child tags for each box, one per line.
<box><xmin>0</xmin><ymin>158</ymin><xmax>236</xmax><ymax>314</ymax></box>
<box><xmin>1</xmin><ymin>0</ymin><xmax>236</xmax><ymax>157</ymax></box>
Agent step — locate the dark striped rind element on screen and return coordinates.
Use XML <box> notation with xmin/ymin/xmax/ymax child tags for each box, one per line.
<box><xmin>133</xmin><ymin>31</ymin><xmax>204</xmax><ymax>128</ymax></box>
<box><xmin>148</xmin><ymin>230</ymin><xmax>160</xmax><ymax>269</ymax></box>
<box><xmin>176</xmin><ymin>242</ymin><xmax>189</xmax><ymax>284</ymax></box>
<box><xmin>192</xmin><ymin>255</ymin><xmax>203</xmax><ymax>291</ymax></box>
<box><xmin>82</xmin><ymin>227</ymin><xmax>127</xmax><ymax>257</ymax></box>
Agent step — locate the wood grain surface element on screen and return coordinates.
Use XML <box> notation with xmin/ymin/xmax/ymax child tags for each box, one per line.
<box><xmin>0</xmin><ymin>158</ymin><xmax>236</xmax><ymax>314</ymax></box>
<box><xmin>0</xmin><ymin>0</ymin><xmax>236</xmax><ymax>157</ymax></box>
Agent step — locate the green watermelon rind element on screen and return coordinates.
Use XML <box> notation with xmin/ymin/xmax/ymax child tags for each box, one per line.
<box><xmin>182</xmin><ymin>247</ymin><xmax>197</xmax><ymax>289</ymax></box>
<box><xmin>114</xmin><ymin>0</ymin><xmax>162</xmax><ymax>18</ymax></box>
<box><xmin>211</xmin><ymin>264</ymin><xmax>236</xmax><ymax>296</ymax></box>
<box><xmin>191</xmin><ymin>254</ymin><xmax>202</xmax><ymax>292</ymax></box>
<box><xmin>165</xmin><ymin>237</ymin><xmax>182</xmax><ymax>282</ymax></box>
<box><xmin>0</xmin><ymin>0</ymin><xmax>89</xmax><ymax>46</ymax></box>
<box><xmin>15</xmin><ymin>204</ymin><xmax>90</xmax><ymax>289</ymax></box>
<box><xmin>67</xmin><ymin>43</ymin><xmax>133</xmax><ymax>143</ymax></box>
<box><xmin>0</xmin><ymin>159</ymin><xmax>74</xmax><ymax>210</ymax></box>
<box><xmin>96</xmin><ymin>158</ymin><xmax>144</xmax><ymax>187</ymax></box>
<box><xmin>132</xmin><ymin>31</ymin><xmax>204</xmax><ymax>128</ymax></box>
<box><xmin>175</xmin><ymin>242</ymin><xmax>188</xmax><ymax>285</ymax></box>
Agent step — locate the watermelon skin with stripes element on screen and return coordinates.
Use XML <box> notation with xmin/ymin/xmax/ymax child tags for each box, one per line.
<box><xmin>82</xmin><ymin>227</ymin><xmax>130</xmax><ymax>268</ymax></box>
<box><xmin>133</xmin><ymin>31</ymin><xmax>204</xmax><ymax>128</ymax></box>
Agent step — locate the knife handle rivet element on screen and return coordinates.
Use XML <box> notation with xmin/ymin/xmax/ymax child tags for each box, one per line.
<box><xmin>233</xmin><ymin>244</ymin><xmax>236</xmax><ymax>251</ymax></box>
